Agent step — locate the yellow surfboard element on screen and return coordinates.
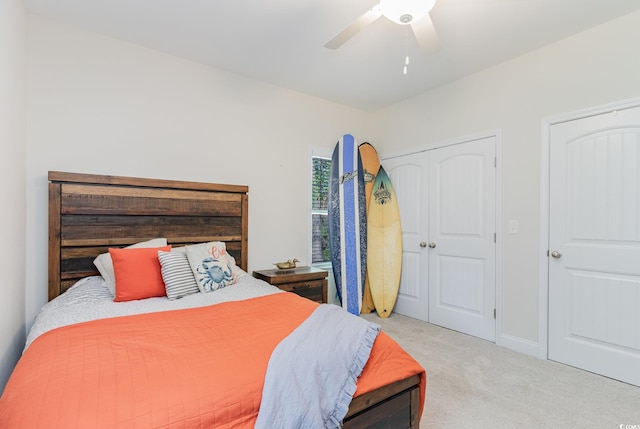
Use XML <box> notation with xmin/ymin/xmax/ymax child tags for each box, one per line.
<box><xmin>367</xmin><ymin>166</ymin><xmax>402</xmax><ymax>318</ymax></box>
<box><xmin>359</xmin><ymin>142</ymin><xmax>381</xmax><ymax>314</ymax></box>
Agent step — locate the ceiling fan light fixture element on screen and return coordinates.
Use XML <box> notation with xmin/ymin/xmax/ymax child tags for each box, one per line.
<box><xmin>379</xmin><ymin>0</ymin><xmax>437</xmax><ymax>25</ymax></box>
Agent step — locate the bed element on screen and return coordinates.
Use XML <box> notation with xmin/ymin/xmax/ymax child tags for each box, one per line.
<box><xmin>0</xmin><ymin>171</ymin><xmax>425</xmax><ymax>428</ymax></box>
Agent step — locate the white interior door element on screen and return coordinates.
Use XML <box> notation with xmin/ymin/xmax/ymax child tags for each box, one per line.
<box><xmin>384</xmin><ymin>152</ymin><xmax>429</xmax><ymax>321</ymax></box>
<box><xmin>548</xmin><ymin>106</ymin><xmax>640</xmax><ymax>386</ymax></box>
<box><xmin>428</xmin><ymin>137</ymin><xmax>497</xmax><ymax>342</ymax></box>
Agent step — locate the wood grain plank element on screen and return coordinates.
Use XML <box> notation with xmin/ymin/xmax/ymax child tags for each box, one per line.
<box><xmin>240</xmin><ymin>193</ymin><xmax>248</xmax><ymax>271</ymax></box>
<box><xmin>61</xmin><ymin>223</ymin><xmax>242</xmax><ymax>242</ymax></box>
<box><xmin>48</xmin><ymin>183</ymin><xmax>62</xmax><ymax>301</ymax></box>
<box><xmin>62</xmin><ymin>183</ymin><xmax>243</xmax><ymax>202</ymax></box>
<box><xmin>60</xmin><ymin>191</ymin><xmax>242</xmax><ymax>216</ymax></box>
<box><xmin>49</xmin><ymin>171</ymin><xmax>248</xmax><ymax>194</ymax></box>
<box><xmin>410</xmin><ymin>381</ymin><xmax>420</xmax><ymax>428</ymax></box>
<box><xmin>61</xmin><ymin>236</ymin><xmax>243</xmax><ymax>247</ymax></box>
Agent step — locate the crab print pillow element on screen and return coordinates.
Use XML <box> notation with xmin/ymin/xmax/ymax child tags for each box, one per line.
<box><xmin>185</xmin><ymin>242</ymin><xmax>238</xmax><ymax>293</ymax></box>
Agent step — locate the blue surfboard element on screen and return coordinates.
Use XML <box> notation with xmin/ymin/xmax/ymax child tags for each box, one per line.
<box><xmin>328</xmin><ymin>134</ymin><xmax>367</xmax><ymax>315</ymax></box>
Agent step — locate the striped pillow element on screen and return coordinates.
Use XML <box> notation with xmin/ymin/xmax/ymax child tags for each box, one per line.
<box><xmin>158</xmin><ymin>250</ymin><xmax>200</xmax><ymax>300</ymax></box>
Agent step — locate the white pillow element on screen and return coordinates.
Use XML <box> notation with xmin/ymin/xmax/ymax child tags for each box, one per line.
<box><xmin>93</xmin><ymin>238</ymin><xmax>168</xmax><ymax>297</ymax></box>
<box><xmin>185</xmin><ymin>241</ymin><xmax>239</xmax><ymax>293</ymax></box>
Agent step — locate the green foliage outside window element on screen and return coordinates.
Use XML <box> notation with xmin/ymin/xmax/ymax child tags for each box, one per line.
<box><xmin>312</xmin><ymin>158</ymin><xmax>330</xmax><ymax>211</ymax></box>
<box><xmin>312</xmin><ymin>157</ymin><xmax>331</xmax><ymax>263</ymax></box>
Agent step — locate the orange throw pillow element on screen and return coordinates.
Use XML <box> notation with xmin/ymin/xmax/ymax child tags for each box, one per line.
<box><xmin>110</xmin><ymin>246</ymin><xmax>172</xmax><ymax>302</ymax></box>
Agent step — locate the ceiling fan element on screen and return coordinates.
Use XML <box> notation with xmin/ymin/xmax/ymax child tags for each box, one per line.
<box><xmin>324</xmin><ymin>0</ymin><xmax>440</xmax><ymax>55</ymax></box>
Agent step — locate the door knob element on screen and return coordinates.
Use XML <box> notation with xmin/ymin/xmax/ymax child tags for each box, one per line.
<box><xmin>428</xmin><ymin>242</ymin><xmax>436</xmax><ymax>248</ymax></box>
<box><xmin>420</xmin><ymin>242</ymin><xmax>427</xmax><ymax>248</ymax></box>
<box><xmin>551</xmin><ymin>250</ymin><xmax>562</xmax><ymax>259</ymax></box>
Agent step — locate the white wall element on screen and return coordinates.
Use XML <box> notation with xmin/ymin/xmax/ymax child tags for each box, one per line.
<box><xmin>0</xmin><ymin>0</ymin><xmax>27</xmax><ymax>393</ymax></box>
<box><xmin>25</xmin><ymin>15</ymin><xmax>370</xmax><ymax>327</ymax></box>
<box><xmin>371</xmin><ymin>10</ymin><xmax>640</xmax><ymax>349</ymax></box>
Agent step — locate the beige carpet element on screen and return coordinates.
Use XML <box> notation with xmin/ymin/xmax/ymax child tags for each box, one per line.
<box><xmin>362</xmin><ymin>312</ymin><xmax>640</xmax><ymax>428</ymax></box>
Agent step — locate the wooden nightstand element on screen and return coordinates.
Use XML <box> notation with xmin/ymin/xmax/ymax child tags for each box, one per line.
<box><xmin>253</xmin><ymin>266</ymin><xmax>328</xmax><ymax>303</ymax></box>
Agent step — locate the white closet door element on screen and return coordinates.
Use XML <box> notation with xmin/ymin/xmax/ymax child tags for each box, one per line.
<box><xmin>549</xmin><ymin>106</ymin><xmax>640</xmax><ymax>386</ymax></box>
<box><xmin>384</xmin><ymin>152</ymin><xmax>429</xmax><ymax>321</ymax></box>
<box><xmin>428</xmin><ymin>137</ymin><xmax>496</xmax><ymax>342</ymax></box>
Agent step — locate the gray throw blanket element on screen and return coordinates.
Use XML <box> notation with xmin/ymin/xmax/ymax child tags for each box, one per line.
<box><xmin>255</xmin><ymin>304</ymin><xmax>381</xmax><ymax>429</ymax></box>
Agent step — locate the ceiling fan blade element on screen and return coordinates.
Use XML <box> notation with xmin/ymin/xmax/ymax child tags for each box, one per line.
<box><xmin>324</xmin><ymin>6</ymin><xmax>382</xmax><ymax>49</ymax></box>
<box><xmin>411</xmin><ymin>14</ymin><xmax>440</xmax><ymax>56</ymax></box>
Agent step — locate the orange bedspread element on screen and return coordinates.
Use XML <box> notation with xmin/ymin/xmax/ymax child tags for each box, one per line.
<box><xmin>0</xmin><ymin>293</ymin><xmax>425</xmax><ymax>428</ymax></box>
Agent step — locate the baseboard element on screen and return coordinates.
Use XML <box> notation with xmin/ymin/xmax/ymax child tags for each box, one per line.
<box><xmin>497</xmin><ymin>333</ymin><xmax>539</xmax><ymax>358</ymax></box>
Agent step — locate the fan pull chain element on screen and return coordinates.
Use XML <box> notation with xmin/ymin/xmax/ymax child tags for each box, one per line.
<box><xmin>403</xmin><ymin>28</ymin><xmax>410</xmax><ymax>75</ymax></box>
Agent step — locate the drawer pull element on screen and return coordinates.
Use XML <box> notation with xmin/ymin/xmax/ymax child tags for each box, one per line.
<box><xmin>293</xmin><ymin>283</ymin><xmax>311</xmax><ymax>290</ymax></box>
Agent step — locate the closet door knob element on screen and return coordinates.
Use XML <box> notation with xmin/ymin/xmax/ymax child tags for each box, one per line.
<box><xmin>420</xmin><ymin>242</ymin><xmax>427</xmax><ymax>248</ymax></box>
<box><xmin>428</xmin><ymin>242</ymin><xmax>436</xmax><ymax>248</ymax></box>
<box><xmin>551</xmin><ymin>250</ymin><xmax>562</xmax><ymax>259</ymax></box>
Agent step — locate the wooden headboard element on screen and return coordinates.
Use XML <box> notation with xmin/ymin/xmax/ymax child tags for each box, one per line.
<box><xmin>48</xmin><ymin>171</ymin><xmax>248</xmax><ymax>300</ymax></box>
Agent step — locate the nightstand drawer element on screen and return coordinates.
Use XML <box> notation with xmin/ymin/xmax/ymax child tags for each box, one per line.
<box><xmin>277</xmin><ymin>279</ymin><xmax>325</xmax><ymax>301</ymax></box>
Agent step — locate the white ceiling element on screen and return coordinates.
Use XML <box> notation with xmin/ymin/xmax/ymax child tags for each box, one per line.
<box><xmin>25</xmin><ymin>0</ymin><xmax>640</xmax><ymax>111</ymax></box>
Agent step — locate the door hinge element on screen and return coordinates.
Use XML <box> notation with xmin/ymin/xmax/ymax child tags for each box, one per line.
<box><xmin>494</xmin><ymin>233</ymin><xmax>496</xmax><ymax>243</ymax></box>
<box><xmin>494</xmin><ymin>308</ymin><xmax>496</xmax><ymax>319</ymax></box>
<box><xmin>494</xmin><ymin>157</ymin><xmax>497</xmax><ymax>168</ymax></box>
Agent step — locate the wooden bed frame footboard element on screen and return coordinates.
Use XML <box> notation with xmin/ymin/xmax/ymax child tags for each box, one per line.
<box><xmin>344</xmin><ymin>374</ymin><xmax>422</xmax><ymax>428</ymax></box>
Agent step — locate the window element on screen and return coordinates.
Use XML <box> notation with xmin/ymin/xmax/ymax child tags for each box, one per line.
<box><xmin>311</xmin><ymin>155</ymin><xmax>331</xmax><ymax>264</ymax></box>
